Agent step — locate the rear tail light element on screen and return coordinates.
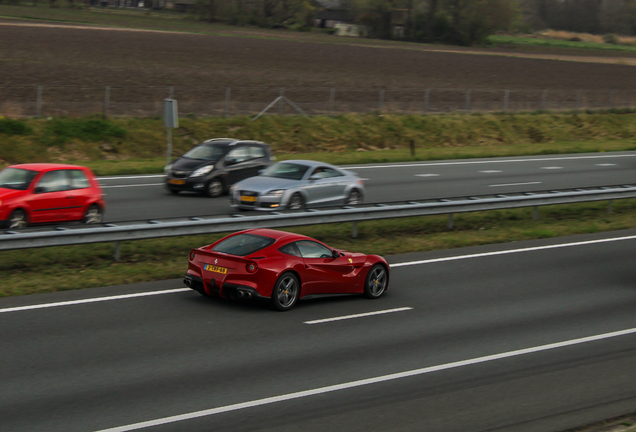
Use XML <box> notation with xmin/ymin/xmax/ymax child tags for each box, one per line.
<box><xmin>357</xmin><ymin>180</ymin><xmax>364</xmax><ymax>185</ymax></box>
<box><xmin>246</xmin><ymin>262</ymin><xmax>258</xmax><ymax>273</ymax></box>
<box><xmin>190</xmin><ymin>251</ymin><xmax>196</xmax><ymax>261</ymax></box>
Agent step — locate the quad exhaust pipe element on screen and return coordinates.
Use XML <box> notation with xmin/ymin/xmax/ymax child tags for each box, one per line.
<box><xmin>183</xmin><ymin>277</ymin><xmax>192</xmax><ymax>288</ymax></box>
<box><xmin>237</xmin><ymin>289</ymin><xmax>252</xmax><ymax>299</ymax></box>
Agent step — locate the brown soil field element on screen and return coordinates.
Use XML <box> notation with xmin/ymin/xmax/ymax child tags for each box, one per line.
<box><xmin>1</xmin><ymin>19</ymin><xmax>635</xmax><ymax>96</ymax></box>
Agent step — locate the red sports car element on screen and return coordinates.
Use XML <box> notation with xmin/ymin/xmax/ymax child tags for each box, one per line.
<box><xmin>184</xmin><ymin>229</ymin><xmax>390</xmax><ymax>311</ymax></box>
<box><xmin>0</xmin><ymin>163</ymin><xmax>105</xmax><ymax>229</ymax></box>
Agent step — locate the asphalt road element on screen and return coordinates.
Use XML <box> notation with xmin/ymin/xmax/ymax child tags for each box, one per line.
<box><xmin>99</xmin><ymin>152</ymin><xmax>636</xmax><ymax>223</ymax></box>
<box><xmin>1</xmin><ymin>230</ymin><xmax>636</xmax><ymax>432</ymax></box>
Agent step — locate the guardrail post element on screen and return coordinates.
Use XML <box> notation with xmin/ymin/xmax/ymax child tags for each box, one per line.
<box><xmin>36</xmin><ymin>84</ymin><xmax>43</xmax><ymax>118</ymax></box>
<box><xmin>424</xmin><ymin>89</ymin><xmax>430</xmax><ymax>115</ymax></box>
<box><xmin>114</xmin><ymin>241</ymin><xmax>121</xmax><ymax>262</ymax></box>
<box><xmin>504</xmin><ymin>89</ymin><xmax>510</xmax><ymax>112</ymax></box>
<box><xmin>608</xmin><ymin>200</ymin><xmax>613</xmax><ymax>213</ymax></box>
<box><xmin>224</xmin><ymin>87</ymin><xmax>231</xmax><ymax>118</ymax></box>
<box><xmin>103</xmin><ymin>86</ymin><xmax>110</xmax><ymax>119</ymax></box>
<box><xmin>329</xmin><ymin>88</ymin><xmax>335</xmax><ymax>117</ymax></box>
<box><xmin>533</xmin><ymin>206</ymin><xmax>538</xmax><ymax>220</ymax></box>
<box><xmin>448</xmin><ymin>214</ymin><xmax>454</xmax><ymax>229</ymax></box>
<box><xmin>352</xmin><ymin>222</ymin><xmax>358</xmax><ymax>238</ymax></box>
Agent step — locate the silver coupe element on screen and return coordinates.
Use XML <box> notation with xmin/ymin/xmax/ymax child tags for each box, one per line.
<box><xmin>228</xmin><ymin>160</ymin><xmax>364</xmax><ymax>211</ymax></box>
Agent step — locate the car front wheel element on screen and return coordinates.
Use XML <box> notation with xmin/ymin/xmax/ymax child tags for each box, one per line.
<box><xmin>345</xmin><ymin>189</ymin><xmax>362</xmax><ymax>206</ymax></box>
<box><xmin>84</xmin><ymin>204</ymin><xmax>103</xmax><ymax>224</ymax></box>
<box><xmin>8</xmin><ymin>209</ymin><xmax>27</xmax><ymax>229</ymax></box>
<box><xmin>206</xmin><ymin>179</ymin><xmax>224</xmax><ymax>198</ymax></box>
<box><xmin>364</xmin><ymin>264</ymin><xmax>387</xmax><ymax>299</ymax></box>
<box><xmin>271</xmin><ymin>272</ymin><xmax>300</xmax><ymax>311</ymax></box>
<box><xmin>288</xmin><ymin>193</ymin><xmax>304</xmax><ymax>210</ymax></box>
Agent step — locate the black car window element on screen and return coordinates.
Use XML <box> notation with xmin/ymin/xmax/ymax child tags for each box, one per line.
<box><xmin>69</xmin><ymin>170</ymin><xmax>90</xmax><ymax>189</ymax></box>
<box><xmin>0</xmin><ymin>168</ymin><xmax>38</xmax><ymax>191</ymax></box>
<box><xmin>295</xmin><ymin>240</ymin><xmax>333</xmax><ymax>259</ymax></box>
<box><xmin>226</xmin><ymin>146</ymin><xmax>251</xmax><ymax>164</ymax></box>
<box><xmin>279</xmin><ymin>243</ymin><xmax>301</xmax><ymax>257</ymax></box>
<box><xmin>261</xmin><ymin>163</ymin><xmax>310</xmax><ymax>181</ymax></box>
<box><xmin>310</xmin><ymin>167</ymin><xmax>342</xmax><ymax>179</ymax></box>
<box><xmin>183</xmin><ymin>145</ymin><xmax>225</xmax><ymax>161</ymax></box>
<box><xmin>36</xmin><ymin>170</ymin><xmax>70</xmax><ymax>193</ymax></box>
<box><xmin>212</xmin><ymin>233</ymin><xmax>275</xmax><ymax>256</ymax></box>
<box><xmin>250</xmin><ymin>146</ymin><xmax>266</xmax><ymax>159</ymax></box>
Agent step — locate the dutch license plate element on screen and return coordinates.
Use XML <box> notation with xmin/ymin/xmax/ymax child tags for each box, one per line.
<box><xmin>169</xmin><ymin>179</ymin><xmax>186</xmax><ymax>185</ymax></box>
<box><xmin>204</xmin><ymin>264</ymin><xmax>227</xmax><ymax>274</ymax></box>
<box><xmin>240</xmin><ymin>196</ymin><xmax>257</xmax><ymax>202</ymax></box>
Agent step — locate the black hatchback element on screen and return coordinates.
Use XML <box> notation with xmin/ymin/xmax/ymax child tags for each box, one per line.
<box><xmin>165</xmin><ymin>138</ymin><xmax>274</xmax><ymax>197</ymax></box>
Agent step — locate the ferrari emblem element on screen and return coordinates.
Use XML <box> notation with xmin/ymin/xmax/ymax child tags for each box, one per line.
<box><xmin>215</xmin><ymin>259</ymin><xmax>218</xmax><ymax>264</ymax></box>
<box><xmin>348</xmin><ymin>258</ymin><xmax>353</xmax><ymax>263</ymax></box>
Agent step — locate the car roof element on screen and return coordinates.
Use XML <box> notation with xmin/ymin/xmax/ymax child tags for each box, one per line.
<box><xmin>201</xmin><ymin>138</ymin><xmax>267</xmax><ymax>147</ymax></box>
<box><xmin>238</xmin><ymin>228</ymin><xmax>314</xmax><ymax>243</ymax></box>
<box><xmin>275</xmin><ymin>160</ymin><xmax>335</xmax><ymax>168</ymax></box>
<box><xmin>7</xmin><ymin>163</ymin><xmax>89</xmax><ymax>172</ymax></box>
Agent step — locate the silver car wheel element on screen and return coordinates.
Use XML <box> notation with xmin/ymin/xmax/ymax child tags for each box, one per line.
<box><xmin>288</xmin><ymin>193</ymin><xmax>304</xmax><ymax>210</ymax></box>
<box><xmin>272</xmin><ymin>273</ymin><xmax>299</xmax><ymax>311</ymax></box>
<box><xmin>9</xmin><ymin>209</ymin><xmax>27</xmax><ymax>229</ymax></box>
<box><xmin>84</xmin><ymin>205</ymin><xmax>103</xmax><ymax>224</ymax></box>
<box><xmin>345</xmin><ymin>189</ymin><xmax>362</xmax><ymax>205</ymax></box>
<box><xmin>364</xmin><ymin>265</ymin><xmax>387</xmax><ymax>299</ymax></box>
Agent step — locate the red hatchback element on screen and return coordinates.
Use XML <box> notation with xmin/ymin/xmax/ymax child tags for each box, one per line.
<box><xmin>0</xmin><ymin>163</ymin><xmax>105</xmax><ymax>229</ymax></box>
<box><xmin>184</xmin><ymin>229</ymin><xmax>390</xmax><ymax>311</ymax></box>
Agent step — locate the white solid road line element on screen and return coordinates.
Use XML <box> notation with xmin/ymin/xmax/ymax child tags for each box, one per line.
<box><xmin>93</xmin><ymin>326</ymin><xmax>636</xmax><ymax>432</ymax></box>
<box><xmin>98</xmin><ymin>175</ymin><xmax>165</xmax><ymax>180</ymax></box>
<box><xmin>304</xmin><ymin>307</ymin><xmax>413</xmax><ymax>324</ymax></box>
<box><xmin>391</xmin><ymin>234</ymin><xmax>636</xmax><ymax>268</ymax></box>
<box><xmin>489</xmin><ymin>181</ymin><xmax>542</xmax><ymax>187</ymax></box>
<box><xmin>0</xmin><ymin>288</ymin><xmax>190</xmax><ymax>314</ymax></box>
<box><xmin>540</xmin><ymin>166</ymin><xmax>563</xmax><ymax>170</ymax></box>
<box><xmin>101</xmin><ymin>183</ymin><xmax>164</xmax><ymax>188</ymax></box>
<box><xmin>344</xmin><ymin>153</ymin><xmax>636</xmax><ymax>170</ymax></box>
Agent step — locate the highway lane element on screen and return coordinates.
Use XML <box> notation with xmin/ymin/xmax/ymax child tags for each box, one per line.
<box><xmin>98</xmin><ymin>152</ymin><xmax>636</xmax><ymax>222</ymax></box>
<box><xmin>1</xmin><ymin>230</ymin><xmax>636</xmax><ymax>431</ymax></box>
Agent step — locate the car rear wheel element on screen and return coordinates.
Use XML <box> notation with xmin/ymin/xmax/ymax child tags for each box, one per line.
<box><xmin>288</xmin><ymin>193</ymin><xmax>304</xmax><ymax>210</ymax></box>
<box><xmin>364</xmin><ymin>264</ymin><xmax>387</xmax><ymax>299</ymax></box>
<box><xmin>345</xmin><ymin>189</ymin><xmax>362</xmax><ymax>205</ymax></box>
<box><xmin>169</xmin><ymin>189</ymin><xmax>180</xmax><ymax>195</ymax></box>
<box><xmin>206</xmin><ymin>179</ymin><xmax>224</xmax><ymax>198</ymax></box>
<box><xmin>8</xmin><ymin>209</ymin><xmax>27</xmax><ymax>229</ymax></box>
<box><xmin>271</xmin><ymin>272</ymin><xmax>300</xmax><ymax>311</ymax></box>
<box><xmin>83</xmin><ymin>204</ymin><xmax>103</xmax><ymax>224</ymax></box>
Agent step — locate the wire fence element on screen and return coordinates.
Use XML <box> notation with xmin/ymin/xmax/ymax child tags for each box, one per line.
<box><xmin>1</xmin><ymin>85</ymin><xmax>635</xmax><ymax>118</ymax></box>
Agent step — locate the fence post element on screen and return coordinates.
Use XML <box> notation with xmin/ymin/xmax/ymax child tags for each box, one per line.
<box><xmin>424</xmin><ymin>89</ymin><xmax>430</xmax><ymax>115</ymax></box>
<box><xmin>103</xmin><ymin>86</ymin><xmax>110</xmax><ymax>119</ymax></box>
<box><xmin>36</xmin><ymin>84</ymin><xmax>43</xmax><ymax>118</ymax></box>
<box><xmin>542</xmin><ymin>89</ymin><xmax>547</xmax><ymax>111</ymax></box>
<box><xmin>448</xmin><ymin>214</ymin><xmax>454</xmax><ymax>229</ymax></box>
<box><xmin>504</xmin><ymin>89</ymin><xmax>510</xmax><ymax>112</ymax></box>
<box><xmin>114</xmin><ymin>241</ymin><xmax>121</xmax><ymax>262</ymax></box>
<box><xmin>610</xmin><ymin>89</ymin><xmax>616</xmax><ymax>108</ymax></box>
<box><xmin>352</xmin><ymin>222</ymin><xmax>358</xmax><ymax>238</ymax></box>
<box><xmin>379</xmin><ymin>88</ymin><xmax>385</xmax><ymax>114</ymax></box>
<box><xmin>329</xmin><ymin>88</ymin><xmax>335</xmax><ymax>117</ymax></box>
<box><xmin>533</xmin><ymin>206</ymin><xmax>538</xmax><ymax>220</ymax></box>
<box><xmin>279</xmin><ymin>88</ymin><xmax>284</xmax><ymax>115</ymax></box>
<box><xmin>465</xmin><ymin>89</ymin><xmax>471</xmax><ymax>113</ymax></box>
<box><xmin>576</xmin><ymin>90</ymin><xmax>582</xmax><ymax>110</ymax></box>
<box><xmin>608</xmin><ymin>200</ymin><xmax>613</xmax><ymax>214</ymax></box>
<box><xmin>224</xmin><ymin>87</ymin><xmax>231</xmax><ymax>118</ymax></box>
<box><xmin>169</xmin><ymin>86</ymin><xmax>174</xmax><ymax>100</ymax></box>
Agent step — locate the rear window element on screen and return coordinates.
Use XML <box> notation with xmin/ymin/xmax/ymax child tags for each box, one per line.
<box><xmin>211</xmin><ymin>233</ymin><xmax>275</xmax><ymax>256</ymax></box>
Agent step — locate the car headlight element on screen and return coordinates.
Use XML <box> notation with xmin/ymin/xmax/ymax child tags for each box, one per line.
<box><xmin>164</xmin><ymin>164</ymin><xmax>172</xmax><ymax>175</ymax></box>
<box><xmin>190</xmin><ymin>165</ymin><xmax>214</xmax><ymax>177</ymax></box>
<box><xmin>264</xmin><ymin>189</ymin><xmax>285</xmax><ymax>197</ymax></box>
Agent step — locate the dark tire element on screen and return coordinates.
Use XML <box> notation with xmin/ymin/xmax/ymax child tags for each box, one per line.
<box><xmin>271</xmin><ymin>272</ymin><xmax>300</xmax><ymax>311</ymax></box>
<box><xmin>364</xmin><ymin>264</ymin><xmax>387</xmax><ymax>299</ymax></box>
<box><xmin>83</xmin><ymin>204</ymin><xmax>103</xmax><ymax>224</ymax></box>
<box><xmin>169</xmin><ymin>189</ymin><xmax>180</xmax><ymax>195</ymax></box>
<box><xmin>8</xmin><ymin>209</ymin><xmax>27</xmax><ymax>229</ymax></box>
<box><xmin>345</xmin><ymin>189</ymin><xmax>363</xmax><ymax>206</ymax></box>
<box><xmin>287</xmin><ymin>193</ymin><xmax>304</xmax><ymax>210</ymax></box>
<box><xmin>205</xmin><ymin>178</ymin><xmax>224</xmax><ymax>198</ymax></box>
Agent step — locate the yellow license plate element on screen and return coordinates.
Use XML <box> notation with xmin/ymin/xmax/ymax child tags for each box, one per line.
<box><xmin>204</xmin><ymin>264</ymin><xmax>227</xmax><ymax>274</ymax></box>
<box><xmin>169</xmin><ymin>179</ymin><xmax>186</xmax><ymax>185</ymax></box>
<box><xmin>240</xmin><ymin>196</ymin><xmax>257</xmax><ymax>202</ymax></box>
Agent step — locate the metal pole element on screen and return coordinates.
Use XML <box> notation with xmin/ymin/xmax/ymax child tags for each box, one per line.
<box><xmin>576</xmin><ymin>90</ymin><xmax>582</xmax><ymax>110</ymax></box>
<box><xmin>36</xmin><ymin>84</ymin><xmax>43</xmax><ymax>118</ymax></box>
<box><xmin>610</xmin><ymin>90</ymin><xmax>616</xmax><ymax>108</ymax></box>
<box><xmin>166</xmin><ymin>128</ymin><xmax>172</xmax><ymax>167</ymax></box>
<box><xmin>504</xmin><ymin>89</ymin><xmax>510</xmax><ymax>112</ymax></box>
<box><xmin>103</xmin><ymin>86</ymin><xmax>110</xmax><ymax>119</ymax></box>
<box><xmin>465</xmin><ymin>89</ymin><xmax>471</xmax><ymax>113</ymax></box>
<box><xmin>542</xmin><ymin>90</ymin><xmax>547</xmax><ymax>111</ymax></box>
<box><xmin>533</xmin><ymin>206</ymin><xmax>538</xmax><ymax>220</ymax></box>
<box><xmin>279</xmin><ymin>88</ymin><xmax>284</xmax><ymax>115</ymax></box>
<box><xmin>424</xmin><ymin>89</ymin><xmax>430</xmax><ymax>114</ymax></box>
<box><xmin>169</xmin><ymin>86</ymin><xmax>174</xmax><ymax>100</ymax></box>
<box><xmin>329</xmin><ymin>88</ymin><xmax>335</xmax><ymax>117</ymax></box>
<box><xmin>114</xmin><ymin>241</ymin><xmax>121</xmax><ymax>262</ymax></box>
<box><xmin>224</xmin><ymin>86</ymin><xmax>231</xmax><ymax>118</ymax></box>
<box><xmin>448</xmin><ymin>214</ymin><xmax>454</xmax><ymax>229</ymax></box>
<box><xmin>379</xmin><ymin>88</ymin><xmax>385</xmax><ymax>114</ymax></box>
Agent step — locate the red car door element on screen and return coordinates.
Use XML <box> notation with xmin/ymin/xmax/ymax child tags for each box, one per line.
<box><xmin>67</xmin><ymin>169</ymin><xmax>94</xmax><ymax>220</ymax></box>
<box><xmin>295</xmin><ymin>240</ymin><xmax>356</xmax><ymax>295</ymax></box>
<box><xmin>28</xmin><ymin>170</ymin><xmax>73</xmax><ymax>223</ymax></box>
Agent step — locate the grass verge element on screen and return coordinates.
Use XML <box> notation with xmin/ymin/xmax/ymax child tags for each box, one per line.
<box><xmin>489</xmin><ymin>34</ymin><xmax>636</xmax><ymax>53</ymax></box>
<box><xmin>3</xmin><ymin>199</ymin><xmax>636</xmax><ymax>297</ymax></box>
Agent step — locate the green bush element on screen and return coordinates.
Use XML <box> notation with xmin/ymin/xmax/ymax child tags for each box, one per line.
<box><xmin>43</xmin><ymin>118</ymin><xmax>128</xmax><ymax>145</ymax></box>
<box><xmin>0</xmin><ymin>118</ymin><xmax>33</xmax><ymax>136</ymax></box>
<box><xmin>603</xmin><ymin>34</ymin><xmax>619</xmax><ymax>45</ymax></box>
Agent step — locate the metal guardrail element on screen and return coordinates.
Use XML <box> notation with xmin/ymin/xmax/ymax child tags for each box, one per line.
<box><xmin>2</xmin><ymin>185</ymin><xmax>636</xmax><ymax>256</ymax></box>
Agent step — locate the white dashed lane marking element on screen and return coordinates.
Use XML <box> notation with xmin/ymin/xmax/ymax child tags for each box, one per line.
<box><xmin>304</xmin><ymin>307</ymin><xmax>413</xmax><ymax>324</ymax></box>
<box><xmin>479</xmin><ymin>170</ymin><xmax>502</xmax><ymax>173</ymax></box>
<box><xmin>415</xmin><ymin>174</ymin><xmax>440</xmax><ymax>177</ymax></box>
<box><xmin>489</xmin><ymin>181</ymin><xmax>542</xmax><ymax>187</ymax></box>
<box><xmin>540</xmin><ymin>167</ymin><xmax>563</xmax><ymax>170</ymax></box>
<box><xmin>596</xmin><ymin>163</ymin><xmax>617</xmax><ymax>166</ymax></box>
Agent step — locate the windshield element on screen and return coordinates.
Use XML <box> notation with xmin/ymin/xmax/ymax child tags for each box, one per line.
<box><xmin>183</xmin><ymin>144</ymin><xmax>226</xmax><ymax>161</ymax></box>
<box><xmin>212</xmin><ymin>233</ymin><xmax>275</xmax><ymax>256</ymax></box>
<box><xmin>261</xmin><ymin>163</ymin><xmax>309</xmax><ymax>181</ymax></box>
<box><xmin>0</xmin><ymin>168</ymin><xmax>38</xmax><ymax>190</ymax></box>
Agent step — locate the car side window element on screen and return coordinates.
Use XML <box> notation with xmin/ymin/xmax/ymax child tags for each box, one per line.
<box><xmin>278</xmin><ymin>243</ymin><xmax>301</xmax><ymax>257</ymax></box>
<box><xmin>322</xmin><ymin>168</ymin><xmax>343</xmax><ymax>178</ymax></box>
<box><xmin>226</xmin><ymin>146</ymin><xmax>251</xmax><ymax>164</ymax></box>
<box><xmin>36</xmin><ymin>170</ymin><xmax>70</xmax><ymax>193</ymax></box>
<box><xmin>250</xmin><ymin>146</ymin><xmax>266</xmax><ymax>159</ymax></box>
<box><xmin>295</xmin><ymin>240</ymin><xmax>333</xmax><ymax>259</ymax></box>
<box><xmin>69</xmin><ymin>170</ymin><xmax>90</xmax><ymax>189</ymax></box>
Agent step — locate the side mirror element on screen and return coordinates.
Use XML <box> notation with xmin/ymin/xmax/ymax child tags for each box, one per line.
<box><xmin>225</xmin><ymin>157</ymin><xmax>237</xmax><ymax>166</ymax></box>
<box><xmin>332</xmin><ymin>250</ymin><xmax>340</xmax><ymax>259</ymax></box>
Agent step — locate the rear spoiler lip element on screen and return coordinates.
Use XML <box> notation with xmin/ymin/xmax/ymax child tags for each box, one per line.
<box><xmin>193</xmin><ymin>248</ymin><xmax>254</xmax><ymax>263</ymax></box>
